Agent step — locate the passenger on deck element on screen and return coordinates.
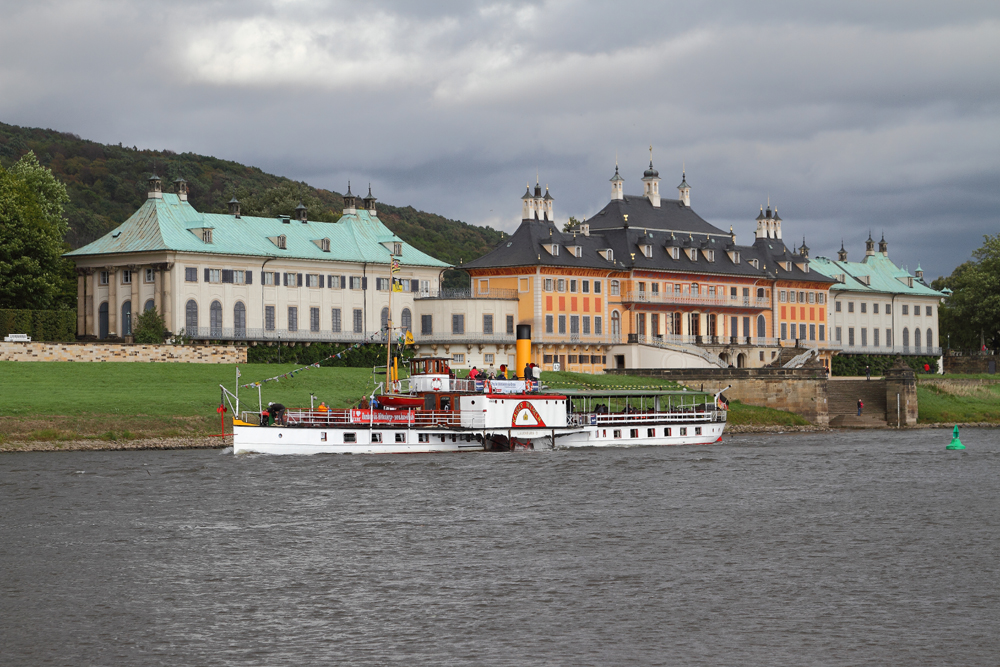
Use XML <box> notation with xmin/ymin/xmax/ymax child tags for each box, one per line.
<box><xmin>469</xmin><ymin>367</ymin><xmax>479</xmax><ymax>380</ymax></box>
<box><xmin>317</xmin><ymin>402</ymin><xmax>329</xmax><ymax>412</ymax></box>
<box><xmin>267</xmin><ymin>402</ymin><xmax>286</xmax><ymax>426</ymax></box>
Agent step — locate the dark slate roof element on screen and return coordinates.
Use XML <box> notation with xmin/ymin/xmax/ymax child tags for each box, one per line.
<box><xmin>465</xmin><ymin>218</ymin><xmax>763</xmax><ymax>278</ymax></box>
<box><xmin>740</xmin><ymin>237</ymin><xmax>837</xmax><ymax>284</ymax></box>
<box><xmin>584</xmin><ymin>194</ymin><xmax>728</xmax><ymax>237</ymax></box>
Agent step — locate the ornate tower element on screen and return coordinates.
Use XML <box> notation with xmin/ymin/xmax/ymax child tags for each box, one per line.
<box><xmin>865</xmin><ymin>231</ymin><xmax>875</xmax><ymax>256</ymax></box>
<box><xmin>837</xmin><ymin>241</ymin><xmax>847</xmax><ymax>262</ymax></box>
<box><xmin>343</xmin><ymin>182</ymin><xmax>357</xmax><ymax>213</ymax></box>
<box><xmin>610</xmin><ymin>163</ymin><xmax>624</xmax><ymax>201</ymax></box>
<box><xmin>640</xmin><ymin>147</ymin><xmax>661</xmax><ymax>207</ymax></box>
<box><xmin>677</xmin><ymin>170</ymin><xmax>690</xmax><ymax>207</ymax></box>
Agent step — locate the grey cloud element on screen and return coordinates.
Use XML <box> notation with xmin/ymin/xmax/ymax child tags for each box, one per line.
<box><xmin>0</xmin><ymin>0</ymin><xmax>997</xmax><ymax>279</ymax></box>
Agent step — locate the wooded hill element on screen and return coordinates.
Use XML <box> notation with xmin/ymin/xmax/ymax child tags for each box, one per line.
<box><xmin>0</xmin><ymin>122</ymin><xmax>504</xmax><ymax>287</ymax></box>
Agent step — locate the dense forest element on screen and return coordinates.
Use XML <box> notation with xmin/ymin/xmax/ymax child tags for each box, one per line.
<box><xmin>0</xmin><ymin>122</ymin><xmax>505</xmax><ymax>288</ymax></box>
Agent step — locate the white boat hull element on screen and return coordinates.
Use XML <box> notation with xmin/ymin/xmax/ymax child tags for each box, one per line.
<box><xmin>554</xmin><ymin>421</ymin><xmax>725</xmax><ymax>448</ymax></box>
<box><xmin>233</xmin><ymin>424</ymin><xmax>484</xmax><ymax>455</ymax></box>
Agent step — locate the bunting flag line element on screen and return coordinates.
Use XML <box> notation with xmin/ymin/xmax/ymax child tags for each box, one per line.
<box><xmin>239</xmin><ymin>331</ymin><xmax>387</xmax><ymax>389</ymax></box>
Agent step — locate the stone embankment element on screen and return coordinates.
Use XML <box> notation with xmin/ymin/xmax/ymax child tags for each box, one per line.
<box><xmin>0</xmin><ymin>436</ymin><xmax>232</xmax><ymax>453</ymax></box>
<box><xmin>0</xmin><ymin>341</ymin><xmax>246</xmax><ymax>363</ymax></box>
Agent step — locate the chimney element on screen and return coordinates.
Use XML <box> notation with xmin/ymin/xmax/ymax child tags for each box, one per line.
<box><xmin>343</xmin><ymin>182</ymin><xmax>357</xmax><ymax>214</ymax></box>
<box><xmin>581</xmin><ymin>223</ymin><xmax>590</xmax><ymax>236</ymax></box>
<box><xmin>677</xmin><ymin>170</ymin><xmax>690</xmax><ymax>207</ymax></box>
<box><xmin>295</xmin><ymin>201</ymin><xmax>307</xmax><ymax>223</ymax></box>
<box><xmin>228</xmin><ymin>197</ymin><xmax>241</xmax><ymax>218</ymax></box>
<box><xmin>174</xmin><ymin>178</ymin><xmax>188</xmax><ymax>201</ymax></box>
<box><xmin>147</xmin><ymin>173</ymin><xmax>162</xmax><ymax>199</ymax></box>
<box><xmin>363</xmin><ymin>184</ymin><xmax>377</xmax><ymax>214</ymax></box>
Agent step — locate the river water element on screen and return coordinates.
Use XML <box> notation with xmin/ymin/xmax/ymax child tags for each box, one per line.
<box><xmin>2</xmin><ymin>429</ymin><xmax>999</xmax><ymax>666</ymax></box>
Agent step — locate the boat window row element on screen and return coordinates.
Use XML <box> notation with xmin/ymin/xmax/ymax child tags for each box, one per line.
<box><xmin>317</xmin><ymin>431</ymin><xmax>476</xmax><ymax>444</ymax></box>
<box><xmin>600</xmin><ymin>426</ymin><xmax>702</xmax><ymax>439</ymax></box>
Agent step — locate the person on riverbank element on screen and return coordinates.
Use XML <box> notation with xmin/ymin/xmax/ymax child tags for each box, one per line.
<box><xmin>866</xmin><ymin>365</ymin><xmax>871</xmax><ymax>381</ymax></box>
<box><xmin>857</xmin><ymin>399</ymin><xmax>863</xmax><ymax>416</ymax></box>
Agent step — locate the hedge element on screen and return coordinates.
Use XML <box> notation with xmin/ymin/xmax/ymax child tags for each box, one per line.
<box><xmin>0</xmin><ymin>309</ymin><xmax>76</xmax><ymax>342</ymax></box>
<box><xmin>247</xmin><ymin>341</ymin><xmax>413</xmax><ymax>367</ymax></box>
<box><xmin>831</xmin><ymin>353</ymin><xmax>940</xmax><ymax>376</ymax></box>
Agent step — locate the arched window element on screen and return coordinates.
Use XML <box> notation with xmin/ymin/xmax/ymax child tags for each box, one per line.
<box><xmin>611</xmin><ymin>310</ymin><xmax>621</xmax><ymax>340</ymax></box>
<box><xmin>401</xmin><ymin>308</ymin><xmax>412</xmax><ymax>333</ymax></box>
<box><xmin>756</xmin><ymin>314</ymin><xmax>766</xmax><ymax>339</ymax></box>
<box><xmin>610</xmin><ymin>280</ymin><xmax>620</xmax><ymax>296</ymax></box>
<box><xmin>121</xmin><ymin>300</ymin><xmax>132</xmax><ymax>336</ymax></box>
<box><xmin>688</xmin><ymin>312</ymin><xmax>700</xmax><ymax>337</ymax></box>
<box><xmin>234</xmin><ymin>302</ymin><xmax>246</xmax><ymax>337</ymax></box>
<box><xmin>98</xmin><ymin>302</ymin><xmax>109</xmax><ymax>339</ymax></box>
<box><xmin>186</xmin><ymin>300</ymin><xmax>198</xmax><ymax>334</ymax></box>
<box><xmin>914</xmin><ymin>328</ymin><xmax>921</xmax><ymax>350</ymax></box>
<box><xmin>902</xmin><ymin>327</ymin><xmax>909</xmax><ymax>347</ymax></box>
<box><xmin>757</xmin><ymin>287</ymin><xmax>765</xmax><ymax>299</ymax></box>
<box><xmin>927</xmin><ymin>328</ymin><xmax>933</xmax><ymax>349</ymax></box>
<box><xmin>144</xmin><ymin>299</ymin><xmax>155</xmax><ymax>312</ymax></box>
<box><xmin>210</xmin><ymin>300</ymin><xmax>223</xmax><ymax>336</ymax></box>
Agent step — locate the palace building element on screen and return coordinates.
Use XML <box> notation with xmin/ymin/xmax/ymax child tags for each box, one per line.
<box><xmin>810</xmin><ymin>235</ymin><xmax>946</xmax><ymax>356</ymax></box>
<box><xmin>464</xmin><ymin>160</ymin><xmax>838</xmax><ymax>371</ymax></box>
<box><xmin>65</xmin><ymin>175</ymin><xmax>525</xmax><ymax>372</ymax></box>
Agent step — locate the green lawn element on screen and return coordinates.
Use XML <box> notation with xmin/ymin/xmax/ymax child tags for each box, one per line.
<box><xmin>726</xmin><ymin>400</ymin><xmax>811</xmax><ymax>427</ymax></box>
<box><xmin>0</xmin><ymin>361</ymin><xmax>379</xmax><ymax>417</ymax></box>
<box><xmin>917</xmin><ymin>384</ymin><xmax>1000</xmax><ymax>424</ymax></box>
<box><xmin>540</xmin><ymin>371</ymin><xmax>683</xmax><ymax>391</ymax></box>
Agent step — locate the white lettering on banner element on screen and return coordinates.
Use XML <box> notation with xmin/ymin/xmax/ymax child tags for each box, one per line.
<box><xmin>478</xmin><ymin>380</ymin><xmax>532</xmax><ymax>393</ymax></box>
<box><xmin>350</xmin><ymin>409</ymin><xmax>415</xmax><ymax>424</ymax></box>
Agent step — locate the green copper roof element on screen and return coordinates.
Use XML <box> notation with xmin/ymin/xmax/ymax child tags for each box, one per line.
<box><xmin>810</xmin><ymin>253</ymin><xmax>944</xmax><ymax>298</ymax></box>
<box><xmin>65</xmin><ymin>194</ymin><xmax>449</xmax><ymax>268</ymax></box>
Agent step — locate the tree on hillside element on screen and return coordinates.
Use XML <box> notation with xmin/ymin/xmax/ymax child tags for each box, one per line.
<box><xmin>563</xmin><ymin>216</ymin><xmax>581</xmax><ymax>233</ymax></box>
<box><xmin>0</xmin><ymin>152</ymin><xmax>73</xmax><ymax>309</ymax></box>
<box><xmin>933</xmin><ymin>234</ymin><xmax>1000</xmax><ymax>350</ymax></box>
<box><xmin>229</xmin><ymin>181</ymin><xmax>342</xmax><ymax>222</ymax></box>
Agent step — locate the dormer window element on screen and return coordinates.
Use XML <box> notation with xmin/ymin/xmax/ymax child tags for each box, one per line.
<box><xmin>600</xmin><ymin>249</ymin><xmax>614</xmax><ymax>262</ymax></box>
<box><xmin>785</xmin><ymin>261</ymin><xmax>792</xmax><ymax>271</ymax></box>
<box><xmin>202</xmin><ymin>229</ymin><xmax>213</xmax><ymax>244</ymax></box>
<box><xmin>277</xmin><ymin>235</ymin><xmax>287</xmax><ymax>250</ymax></box>
<box><xmin>750</xmin><ymin>259</ymin><xmax>760</xmax><ymax>269</ymax></box>
<box><xmin>393</xmin><ymin>242</ymin><xmax>402</xmax><ymax>256</ymax></box>
<box><xmin>729</xmin><ymin>250</ymin><xmax>741</xmax><ymax>264</ymax></box>
<box><xmin>643</xmin><ymin>245</ymin><xmax>652</xmax><ymax>258</ymax></box>
<box><xmin>704</xmin><ymin>249</ymin><xmax>715</xmax><ymax>262</ymax></box>
<box><xmin>547</xmin><ymin>244</ymin><xmax>560</xmax><ymax>256</ymax></box>
<box><xmin>670</xmin><ymin>247</ymin><xmax>680</xmax><ymax>260</ymax></box>
<box><xmin>321</xmin><ymin>238</ymin><xmax>330</xmax><ymax>252</ymax></box>
<box><xmin>685</xmin><ymin>248</ymin><xmax>697</xmax><ymax>261</ymax></box>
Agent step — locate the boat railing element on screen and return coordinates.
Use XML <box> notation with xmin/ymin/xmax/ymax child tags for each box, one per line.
<box><xmin>567</xmin><ymin>408</ymin><xmax>726</xmax><ymax>426</ymax></box>
<box><xmin>281</xmin><ymin>408</ymin><xmax>486</xmax><ymax>429</ymax></box>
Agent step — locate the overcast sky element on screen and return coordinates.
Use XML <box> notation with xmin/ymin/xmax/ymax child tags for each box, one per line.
<box><xmin>2</xmin><ymin>0</ymin><xmax>998</xmax><ymax>279</ymax></box>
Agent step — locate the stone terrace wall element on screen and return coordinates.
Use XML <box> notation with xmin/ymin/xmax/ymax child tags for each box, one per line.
<box><xmin>943</xmin><ymin>354</ymin><xmax>997</xmax><ymax>374</ymax></box>
<box><xmin>606</xmin><ymin>366</ymin><xmax>830</xmax><ymax>425</ymax></box>
<box><xmin>0</xmin><ymin>342</ymin><xmax>246</xmax><ymax>364</ymax></box>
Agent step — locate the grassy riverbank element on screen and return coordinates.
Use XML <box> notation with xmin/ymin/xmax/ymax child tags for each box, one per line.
<box><xmin>0</xmin><ymin>361</ymin><xmax>378</xmax><ymax>445</ymax></box>
<box><xmin>1</xmin><ymin>363</ymin><xmax>815</xmax><ymax>449</ymax></box>
<box><xmin>916</xmin><ymin>382</ymin><xmax>1000</xmax><ymax>424</ymax></box>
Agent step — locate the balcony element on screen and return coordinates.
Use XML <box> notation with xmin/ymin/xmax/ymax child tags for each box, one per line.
<box><xmin>837</xmin><ymin>345</ymin><xmax>942</xmax><ymax>356</ymax></box>
<box><xmin>412</xmin><ymin>332</ymin><xmax>516</xmax><ymax>345</ymax></box>
<box><xmin>622</xmin><ymin>291</ymin><xmax>771</xmax><ymax>309</ymax></box>
<box><xmin>415</xmin><ymin>287</ymin><xmax>518</xmax><ymax>300</ymax></box>
<box><xmin>186</xmin><ymin>327</ymin><xmax>381</xmax><ymax>343</ymax></box>
<box><xmin>628</xmin><ymin>333</ymin><xmax>779</xmax><ymax>347</ymax></box>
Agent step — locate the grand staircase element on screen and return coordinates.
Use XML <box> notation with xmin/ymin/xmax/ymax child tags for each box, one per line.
<box><xmin>827</xmin><ymin>379</ymin><xmax>889</xmax><ymax>428</ymax></box>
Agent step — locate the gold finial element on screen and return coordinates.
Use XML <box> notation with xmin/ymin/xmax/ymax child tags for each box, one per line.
<box><xmin>623</xmin><ymin>214</ymin><xmax>628</xmax><ymax>222</ymax></box>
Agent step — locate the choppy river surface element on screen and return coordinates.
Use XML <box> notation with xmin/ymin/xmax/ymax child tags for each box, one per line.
<box><xmin>2</xmin><ymin>429</ymin><xmax>999</xmax><ymax>666</ymax></box>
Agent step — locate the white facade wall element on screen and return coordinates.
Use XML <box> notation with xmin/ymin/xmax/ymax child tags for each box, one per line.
<box><xmin>829</xmin><ymin>291</ymin><xmax>941</xmax><ymax>354</ymax></box>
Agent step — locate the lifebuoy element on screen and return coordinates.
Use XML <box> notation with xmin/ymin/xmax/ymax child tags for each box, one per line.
<box><xmin>432</xmin><ymin>377</ymin><xmax>443</xmax><ymax>391</ymax></box>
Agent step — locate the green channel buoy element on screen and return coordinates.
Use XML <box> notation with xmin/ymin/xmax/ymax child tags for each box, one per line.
<box><xmin>946</xmin><ymin>425</ymin><xmax>965</xmax><ymax>450</ymax></box>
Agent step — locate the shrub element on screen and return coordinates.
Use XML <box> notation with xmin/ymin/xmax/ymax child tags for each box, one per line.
<box><xmin>0</xmin><ymin>309</ymin><xmax>76</xmax><ymax>341</ymax></box>
<box><xmin>132</xmin><ymin>308</ymin><xmax>166</xmax><ymax>344</ymax></box>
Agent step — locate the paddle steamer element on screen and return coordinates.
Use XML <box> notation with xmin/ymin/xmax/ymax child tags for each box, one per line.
<box><xmin>226</xmin><ymin>357</ymin><xmax>728</xmax><ymax>455</ymax></box>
